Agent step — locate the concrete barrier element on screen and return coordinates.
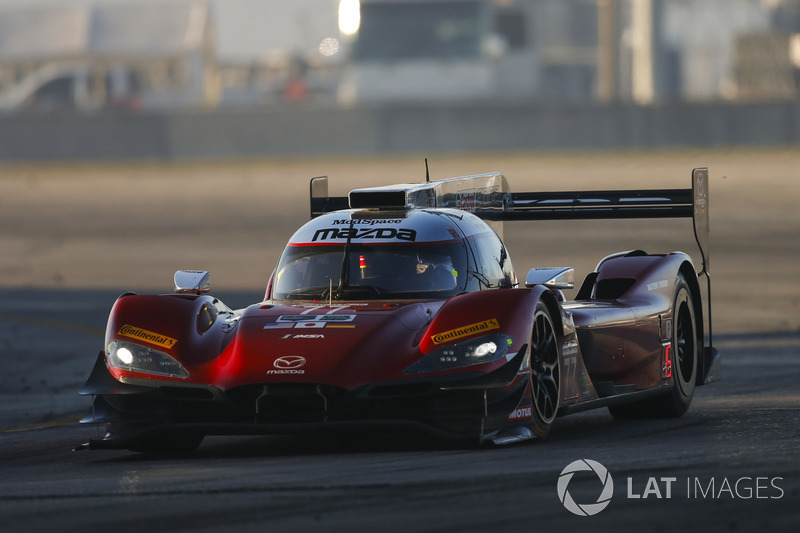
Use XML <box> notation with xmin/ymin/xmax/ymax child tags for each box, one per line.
<box><xmin>1</xmin><ymin>101</ymin><xmax>798</xmax><ymax>161</ymax></box>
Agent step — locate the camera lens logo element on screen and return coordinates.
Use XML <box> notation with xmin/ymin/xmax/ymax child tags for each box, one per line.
<box><xmin>557</xmin><ymin>459</ymin><xmax>614</xmax><ymax>516</ymax></box>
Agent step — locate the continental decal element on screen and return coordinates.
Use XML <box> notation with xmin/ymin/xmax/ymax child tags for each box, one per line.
<box><xmin>312</xmin><ymin>227</ymin><xmax>417</xmax><ymax>242</ymax></box>
<box><xmin>431</xmin><ymin>319</ymin><xmax>500</xmax><ymax>344</ymax></box>
<box><xmin>118</xmin><ymin>325</ymin><xmax>177</xmax><ymax>349</ymax></box>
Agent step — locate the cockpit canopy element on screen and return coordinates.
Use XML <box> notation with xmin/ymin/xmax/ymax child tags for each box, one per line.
<box><xmin>273</xmin><ymin>241</ymin><xmax>468</xmax><ymax>301</ymax></box>
<box><xmin>271</xmin><ymin>208</ymin><xmax>515</xmax><ymax>301</ymax></box>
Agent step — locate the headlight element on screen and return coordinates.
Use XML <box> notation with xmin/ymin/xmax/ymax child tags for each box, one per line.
<box><xmin>107</xmin><ymin>340</ymin><xmax>189</xmax><ymax>378</ymax></box>
<box><xmin>404</xmin><ymin>334</ymin><xmax>512</xmax><ymax>374</ymax></box>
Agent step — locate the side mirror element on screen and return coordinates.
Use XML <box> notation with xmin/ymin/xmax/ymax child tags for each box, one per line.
<box><xmin>174</xmin><ymin>270</ymin><xmax>211</xmax><ymax>294</ymax></box>
<box><xmin>525</xmin><ymin>267</ymin><xmax>574</xmax><ymax>290</ymax></box>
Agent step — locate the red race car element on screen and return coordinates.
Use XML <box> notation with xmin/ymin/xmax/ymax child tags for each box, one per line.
<box><xmin>79</xmin><ymin>168</ymin><xmax>720</xmax><ymax>454</ymax></box>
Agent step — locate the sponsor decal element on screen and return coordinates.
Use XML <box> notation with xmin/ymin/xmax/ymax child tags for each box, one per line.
<box><xmin>265</xmin><ymin>322</ymin><xmax>356</xmax><ymax>330</ymax></box>
<box><xmin>312</xmin><ymin>227</ymin><xmax>417</xmax><ymax>242</ymax></box>
<box><xmin>118</xmin><ymin>325</ymin><xmax>177</xmax><ymax>349</ymax></box>
<box><xmin>332</xmin><ymin>218</ymin><xmax>403</xmax><ymax>225</ymax></box>
<box><xmin>281</xmin><ymin>334</ymin><xmax>325</xmax><ymax>339</ymax></box>
<box><xmin>318</xmin><ymin>314</ymin><xmax>355</xmax><ymax>322</ymax></box>
<box><xmin>431</xmin><ymin>318</ymin><xmax>500</xmax><ymax>344</ymax></box>
<box><xmin>268</xmin><ymin>355</ymin><xmax>306</xmax><ymax>375</ymax></box>
<box><xmin>276</xmin><ymin>315</ymin><xmax>313</xmax><ymax>322</ymax></box>
<box><xmin>507</xmin><ymin>406</ymin><xmax>533</xmax><ymax>421</ymax></box>
<box><xmin>457</xmin><ymin>190</ymin><xmax>477</xmax><ymax>210</ymax></box>
<box><xmin>647</xmin><ymin>279</ymin><xmax>670</xmax><ymax>291</ymax></box>
<box><xmin>268</xmin><ymin>314</ymin><xmax>357</xmax><ymax>330</ymax></box>
<box><xmin>297</xmin><ymin>303</ymin><xmax>367</xmax><ymax>309</ymax></box>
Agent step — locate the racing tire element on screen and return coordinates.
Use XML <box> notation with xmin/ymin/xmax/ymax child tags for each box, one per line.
<box><xmin>529</xmin><ymin>302</ymin><xmax>560</xmax><ymax>438</ymax></box>
<box><xmin>608</xmin><ymin>272</ymin><xmax>698</xmax><ymax>419</ymax></box>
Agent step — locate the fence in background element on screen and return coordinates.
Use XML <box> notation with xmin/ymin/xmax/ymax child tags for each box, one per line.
<box><xmin>1</xmin><ymin>101</ymin><xmax>798</xmax><ymax>161</ymax></box>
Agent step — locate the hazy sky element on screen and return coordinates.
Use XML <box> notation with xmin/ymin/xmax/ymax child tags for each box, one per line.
<box><xmin>0</xmin><ymin>0</ymin><xmax>340</xmax><ymax>59</ymax></box>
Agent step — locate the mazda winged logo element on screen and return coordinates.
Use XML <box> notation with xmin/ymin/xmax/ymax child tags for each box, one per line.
<box><xmin>273</xmin><ymin>356</ymin><xmax>307</xmax><ymax>369</ymax></box>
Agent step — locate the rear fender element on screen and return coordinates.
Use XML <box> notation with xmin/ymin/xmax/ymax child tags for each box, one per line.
<box><xmin>594</xmin><ymin>251</ymin><xmax>696</xmax><ymax>320</ymax></box>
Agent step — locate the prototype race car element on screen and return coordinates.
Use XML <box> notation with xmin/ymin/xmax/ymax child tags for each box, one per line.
<box><xmin>79</xmin><ymin>168</ymin><xmax>720</xmax><ymax>454</ymax></box>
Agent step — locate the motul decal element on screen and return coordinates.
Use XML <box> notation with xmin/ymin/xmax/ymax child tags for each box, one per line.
<box><xmin>507</xmin><ymin>406</ymin><xmax>533</xmax><ymax>421</ymax></box>
<box><xmin>118</xmin><ymin>325</ymin><xmax>177</xmax><ymax>349</ymax></box>
<box><xmin>431</xmin><ymin>318</ymin><xmax>500</xmax><ymax>344</ymax></box>
<box><xmin>311</xmin><ymin>227</ymin><xmax>417</xmax><ymax>242</ymax></box>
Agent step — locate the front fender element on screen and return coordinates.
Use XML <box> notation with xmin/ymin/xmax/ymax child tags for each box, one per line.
<box><xmin>105</xmin><ymin>293</ymin><xmax>236</xmax><ymax>367</ymax></box>
<box><xmin>420</xmin><ymin>286</ymin><xmax>551</xmax><ymax>356</ymax></box>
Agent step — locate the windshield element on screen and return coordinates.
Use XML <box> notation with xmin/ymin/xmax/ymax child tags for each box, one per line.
<box><xmin>273</xmin><ymin>242</ymin><xmax>469</xmax><ymax>301</ymax></box>
<box><xmin>351</xmin><ymin>1</ymin><xmax>484</xmax><ymax>61</ymax></box>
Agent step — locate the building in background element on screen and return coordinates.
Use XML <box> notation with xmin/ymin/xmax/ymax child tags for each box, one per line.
<box><xmin>0</xmin><ymin>0</ymin><xmax>219</xmax><ymax>111</ymax></box>
<box><xmin>337</xmin><ymin>0</ymin><xmax>599</xmax><ymax>104</ymax></box>
<box><xmin>0</xmin><ymin>0</ymin><xmax>798</xmax><ymax>110</ymax></box>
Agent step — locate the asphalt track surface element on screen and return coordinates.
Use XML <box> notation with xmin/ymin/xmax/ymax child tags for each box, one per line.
<box><xmin>1</xmin><ymin>149</ymin><xmax>799</xmax><ymax>531</ymax></box>
<box><xmin>0</xmin><ymin>290</ymin><xmax>798</xmax><ymax>532</ymax></box>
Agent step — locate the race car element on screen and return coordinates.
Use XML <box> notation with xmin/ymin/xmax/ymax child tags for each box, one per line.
<box><xmin>79</xmin><ymin>168</ymin><xmax>720</xmax><ymax>454</ymax></box>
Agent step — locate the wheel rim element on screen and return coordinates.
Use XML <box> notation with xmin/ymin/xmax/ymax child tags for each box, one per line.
<box><xmin>530</xmin><ymin>311</ymin><xmax>559</xmax><ymax>424</ymax></box>
<box><xmin>675</xmin><ymin>298</ymin><xmax>696</xmax><ymax>394</ymax></box>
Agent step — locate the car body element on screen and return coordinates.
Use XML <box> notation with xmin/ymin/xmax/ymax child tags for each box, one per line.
<box><xmin>79</xmin><ymin>169</ymin><xmax>720</xmax><ymax>453</ymax></box>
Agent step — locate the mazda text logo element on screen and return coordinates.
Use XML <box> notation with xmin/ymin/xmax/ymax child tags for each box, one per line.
<box><xmin>273</xmin><ymin>356</ymin><xmax>306</xmax><ymax>369</ymax></box>
<box><xmin>557</xmin><ymin>459</ymin><xmax>614</xmax><ymax>516</ymax></box>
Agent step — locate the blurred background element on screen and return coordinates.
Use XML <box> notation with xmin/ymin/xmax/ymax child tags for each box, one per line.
<box><xmin>1</xmin><ymin>0</ymin><xmax>799</xmax><ymax>335</ymax></box>
<box><xmin>1</xmin><ymin>0</ymin><xmax>800</xmax><ymax>159</ymax></box>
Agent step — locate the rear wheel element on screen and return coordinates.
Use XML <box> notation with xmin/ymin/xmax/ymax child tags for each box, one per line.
<box><xmin>609</xmin><ymin>272</ymin><xmax>698</xmax><ymax>419</ymax></box>
<box><xmin>529</xmin><ymin>303</ymin><xmax>560</xmax><ymax>438</ymax></box>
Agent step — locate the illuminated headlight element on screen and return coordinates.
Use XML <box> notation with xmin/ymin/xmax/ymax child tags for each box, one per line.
<box><xmin>404</xmin><ymin>334</ymin><xmax>511</xmax><ymax>374</ymax></box>
<box><xmin>107</xmin><ymin>340</ymin><xmax>189</xmax><ymax>378</ymax></box>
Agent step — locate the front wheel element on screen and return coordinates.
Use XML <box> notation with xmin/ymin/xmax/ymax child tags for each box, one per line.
<box><xmin>529</xmin><ymin>303</ymin><xmax>560</xmax><ymax>438</ymax></box>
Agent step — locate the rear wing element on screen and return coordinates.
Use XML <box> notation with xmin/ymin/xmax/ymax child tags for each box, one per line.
<box><xmin>310</xmin><ymin>168</ymin><xmax>709</xmax><ymax>277</ymax></box>
<box><xmin>505</xmin><ymin>168</ymin><xmax>710</xmax><ymax>276</ymax></box>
